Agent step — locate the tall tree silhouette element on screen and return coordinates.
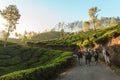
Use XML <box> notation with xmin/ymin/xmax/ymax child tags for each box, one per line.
<box><xmin>57</xmin><ymin>22</ymin><xmax>65</xmax><ymax>37</ymax></box>
<box><xmin>89</xmin><ymin>6</ymin><xmax>100</xmax><ymax>32</ymax></box>
<box><xmin>84</xmin><ymin>21</ymin><xmax>90</xmax><ymax>32</ymax></box>
<box><xmin>0</xmin><ymin>5</ymin><xmax>20</xmax><ymax>47</ymax></box>
<box><xmin>110</xmin><ymin>18</ymin><xmax>117</xmax><ymax>26</ymax></box>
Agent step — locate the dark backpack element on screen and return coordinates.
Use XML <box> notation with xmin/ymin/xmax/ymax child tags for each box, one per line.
<box><xmin>77</xmin><ymin>52</ymin><xmax>83</xmax><ymax>58</ymax></box>
<box><xmin>87</xmin><ymin>52</ymin><xmax>91</xmax><ymax>59</ymax></box>
<box><xmin>94</xmin><ymin>51</ymin><xmax>98</xmax><ymax>56</ymax></box>
<box><xmin>106</xmin><ymin>50</ymin><xmax>110</xmax><ymax>56</ymax></box>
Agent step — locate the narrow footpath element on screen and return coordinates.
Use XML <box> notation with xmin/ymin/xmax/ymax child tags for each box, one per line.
<box><xmin>56</xmin><ymin>56</ymin><xmax>120</xmax><ymax>80</ymax></box>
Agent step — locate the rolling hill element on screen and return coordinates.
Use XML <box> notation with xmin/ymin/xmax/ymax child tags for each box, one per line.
<box><xmin>0</xmin><ymin>42</ymin><xmax>73</xmax><ymax>80</ymax></box>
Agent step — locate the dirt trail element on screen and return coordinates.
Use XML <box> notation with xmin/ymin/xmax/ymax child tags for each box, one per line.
<box><xmin>56</xmin><ymin>56</ymin><xmax>120</xmax><ymax>80</ymax></box>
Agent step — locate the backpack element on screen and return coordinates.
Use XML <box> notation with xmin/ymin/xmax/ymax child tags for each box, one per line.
<box><xmin>94</xmin><ymin>52</ymin><xmax>97</xmax><ymax>56</ymax></box>
<box><xmin>77</xmin><ymin>52</ymin><xmax>81</xmax><ymax>57</ymax></box>
<box><xmin>77</xmin><ymin>52</ymin><xmax>80</xmax><ymax>57</ymax></box>
<box><xmin>105</xmin><ymin>50</ymin><xmax>110</xmax><ymax>56</ymax></box>
<box><xmin>85</xmin><ymin>51</ymin><xmax>89</xmax><ymax>56</ymax></box>
<box><xmin>94</xmin><ymin>52</ymin><xmax>98</xmax><ymax>56</ymax></box>
<box><xmin>85</xmin><ymin>51</ymin><xmax>91</xmax><ymax>59</ymax></box>
<box><xmin>88</xmin><ymin>52</ymin><xmax>92</xmax><ymax>57</ymax></box>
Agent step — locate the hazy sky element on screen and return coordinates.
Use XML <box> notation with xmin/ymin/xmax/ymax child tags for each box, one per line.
<box><xmin>0</xmin><ymin>0</ymin><xmax>120</xmax><ymax>36</ymax></box>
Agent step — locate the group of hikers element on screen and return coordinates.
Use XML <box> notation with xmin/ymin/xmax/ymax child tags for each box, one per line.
<box><xmin>76</xmin><ymin>45</ymin><xmax>111</xmax><ymax>66</ymax></box>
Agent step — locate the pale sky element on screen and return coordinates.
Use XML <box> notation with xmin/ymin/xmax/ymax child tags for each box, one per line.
<box><xmin>0</xmin><ymin>0</ymin><xmax>120</xmax><ymax>37</ymax></box>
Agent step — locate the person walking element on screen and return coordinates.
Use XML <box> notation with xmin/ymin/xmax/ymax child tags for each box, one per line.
<box><xmin>93</xmin><ymin>49</ymin><xmax>99</xmax><ymax>64</ymax></box>
<box><xmin>77</xmin><ymin>50</ymin><xmax>83</xmax><ymax>65</ymax></box>
<box><xmin>84</xmin><ymin>48</ymin><xmax>91</xmax><ymax>65</ymax></box>
<box><xmin>102</xmin><ymin>47</ymin><xmax>111</xmax><ymax>66</ymax></box>
<box><xmin>89</xmin><ymin>49</ymin><xmax>94</xmax><ymax>63</ymax></box>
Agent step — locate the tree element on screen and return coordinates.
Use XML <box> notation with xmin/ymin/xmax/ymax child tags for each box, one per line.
<box><xmin>68</xmin><ymin>23</ymin><xmax>75</xmax><ymax>32</ymax></box>
<box><xmin>60</xmin><ymin>29</ymin><xmax>65</xmax><ymax>37</ymax></box>
<box><xmin>57</xmin><ymin>22</ymin><xmax>65</xmax><ymax>31</ymax></box>
<box><xmin>101</xmin><ymin>17</ymin><xmax>107</xmax><ymax>27</ymax></box>
<box><xmin>77</xmin><ymin>21</ymin><xmax>83</xmax><ymax>31</ymax></box>
<box><xmin>89</xmin><ymin>6</ymin><xmax>100</xmax><ymax>32</ymax></box>
<box><xmin>56</xmin><ymin>22</ymin><xmax>66</xmax><ymax>37</ymax></box>
<box><xmin>15</xmin><ymin>32</ymin><xmax>22</xmax><ymax>38</ymax></box>
<box><xmin>96</xmin><ymin>19</ymin><xmax>102</xmax><ymax>29</ymax></box>
<box><xmin>15</xmin><ymin>31</ymin><xmax>34</xmax><ymax>45</ymax></box>
<box><xmin>110</xmin><ymin>18</ymin><xmax>117</xmax><ymax>26</ymax></box>
<box><xmin>50</xmin><ymin>27</ymin><xmax>56</xmax><ymax>32</ymax></box>
<box><xmin>83</xmin><ymin>21</ymin><xmax>90</xmax><ymax>32</ymax></box>
<box><xmin>105</xmin><ymin>18</ymin><xmax>110</xmax><ymax>26</ymax></box>
<box><xmin>0</xmin><ymin>30</ymin><xmax>8</xmax><ymax>39</ymax></box>
<box><xmin>0</xmin><ymin>5</ymin><xmax>20</xmax><ymax>47</ymax></box>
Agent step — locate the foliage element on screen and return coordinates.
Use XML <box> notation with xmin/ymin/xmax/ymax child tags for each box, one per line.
<box><xmin>88</xmin><ymin>6</ymin><xmax>100</xmax><ymax>31</ymax></box>
<box><xmin>0</xmin><ymin>5</ymin><xmax>20</xmax><ymax>47</ymax></box>
<box><xmin>0</xmin><ymin>42</ymin><xmax>73</xmax><ymax>80</ymax></box>
<box><xmin>110</xmin><ymin>18</ymin><xmax>118</xmax><ymax>26</ymax></box>
<box><xmin>31</xmin><ymin>31</ymin><xmax>61</xmax><ymax>41</ymax></box>
<box><xmin>15</xmin><ymin>31</ymin><xmax>35</xmax><ymax>44</ymax></box>
<box><xmin>29</xmin><ymin>24</ymin><xmax>120</xmax><ymax>48</ymax></box>
<box><xmin>83</xmin><ymin>21</ymin><xmax>90</xmax><ymax>32</ymax></box>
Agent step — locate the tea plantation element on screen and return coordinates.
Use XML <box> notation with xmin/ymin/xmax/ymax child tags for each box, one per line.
<box><xmin>0</xmin><ymin>42</ymin><xmax>73</xmax><ymax>80</ymax></box>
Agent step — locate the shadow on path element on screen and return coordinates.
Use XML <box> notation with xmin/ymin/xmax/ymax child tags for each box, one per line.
<box><xmin>56</xmin><ymin>55</ymin><xmax>120</xmax><ymax>80</ymax></box>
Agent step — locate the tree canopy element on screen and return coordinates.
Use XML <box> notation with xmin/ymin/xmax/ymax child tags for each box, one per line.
<box><xmin>0</xmin><ymin>5</ymin><xmax>20</xmax><ymax>47</ymax></box>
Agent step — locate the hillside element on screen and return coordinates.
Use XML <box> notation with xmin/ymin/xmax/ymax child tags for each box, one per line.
<box><xmin>31</xmin><ymin>31</ymin><xmax>66</xmax><ymax>42</ymax></box>
<box><xmin>0</xmin><ymin>42</ymin><xmax>73</xmax><ymax>80</ymax></box>
<box><xmin>0</xmin><ymin>24</ymin><xmax>120</xmax><ymax>80</ymax></box>
<box><xmin>28</xmin><ymin>24</ymin><xmax>120</xmax><ymax>50</ymax></box>
<box><xmin>27</xmin><ymin>24</ymin><xmax>120</xmax><ymax>72</ymax></box>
